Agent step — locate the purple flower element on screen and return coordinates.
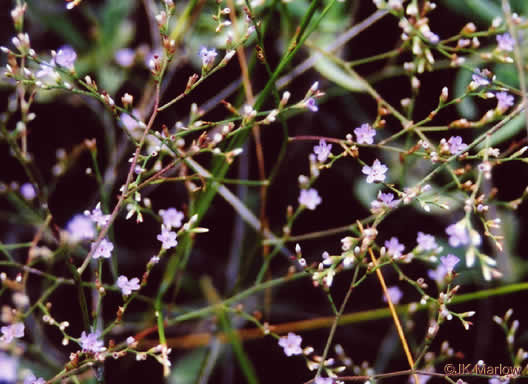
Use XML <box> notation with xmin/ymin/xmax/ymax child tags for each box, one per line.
<box><xmin>80</xmin><ymin>330</ymin><xmax>105</xmax><ymax>353</ymax></box>
<box><xmin>362</xmin><ymin>159</ymin><xmax>388</xmax><ymax>183</ymax></box>
<box><xmin>496</xmin><ymin>91</ymin><xmax>514</xmax><ymax>112</ymax></box>
<box><xmin>55</xmin><ymin>45</ymin><xmax>77</xmax><ymax>70</ymax></box>
<box><xmin>304</xmin><ymin>97</ymin><xmax>318</xmax><ymax>112</ymax></box>
<box><xmin>315</xmin><ymin>377</ymin><xmax>334</xmax><ymax>384</ymax></box>
<box><xmin>157</xmin><ymin>225</ymin><xmax>178</xmax><ymax>249</ymax></box>
<box><xmin>199</xmin><ymin>47</ymin><xmax>217</xmax><ymax>68</ymax></box>
<box><xmin>24</xmin><ymin>375</ymin><xmax>46</xmax><ymax>384</ymax></box>
<box><xmin>20</xmin><ymin>182</ymin><xmax>36</xmax><ymax>200</ymax></box>
<box><xmin>385</xmin><ymin>237</ymin><xmax>405</xmax><ymax>258</ymax></box>
<box><xmin>445</xmin><ymin>222</ymin><xmax>469</xmax><ymax>247</ymax></box>
<box><xmin>117</xmin><ymin>276</ymin><xmax>141</xmax><ymax>296</ymax></box>
<box><xmin>447</xmin><ymin>136</ymin><xmax>468</xmax><ymax>154</ymax></box>
<box><xmin>489</xmin><ymin>377</ymin><xmax>510</xmax><ymax>384</ymax></box>
<box><xmin>428</xmin><ymin>265</ymin><xmax>447</xmax><ymax>283</ymax></box>
<box><xmin>440</xmin><ymin>254</ymin><xmax>460</xmax><ymax>274</ymax></box>
<box><xmin>313</xmin><ymin>139</ymin><xmax>332</xmax><ymax>162</ymax></box>
<box><xmin>66</xmin><ymin>214</ymin><xmax>96</xmax><ymax>242</ymax></box>
<box><xmin>298</xmin><ymin>188</ymin><xmax>322</xmax><ymax>210</ymax></box>
<box><xmin>91</xmin><ymin>238</ymin><xmax>114</xmax><ymax>259</ymax></box>
<box><xmin>354</xmin><ymin>123</ymin><xmax>376</xmax><ymax>144</ymax></box>
<box><xmin>383</xmin><ymin>286</ymin><xmax>403</xmax><ymax>304</ymax></box>
<box><xmin>1</xmin><ymin>322</ymin><xmax>24</xmax><ymax>343</ymax></box>
<box><xmin>159</xmin><ymin>207</ymin><xmax>184</xmax><ymax>229</ymax></box>
<box><xmin>472</xmin><ymin>69</ymin><xmax>490</xmax><ymax>87</ymax></box>
<box><xmin>115</xmin><ymin>48</ymin><xmax>136</xmax><ymax>67</ymax></box>
<box><xmin>278</xmin><ymin>332</ymin><xmax>302</xmax><ymax>356</ymax></box>
<box><xmin>496</xmin><ymin>33</ymin><xmax>514</xmax><ymax>52</ymax></box>
<box><xmin>371</xmin><ymin>191</ymin><xmax>400</xmax><ymax>212</ymax></box>
<box><xmin>84</xmin><ymin>202</ymin><xmax>110</xmax><ymax>227</ymax></box>
<box><xmin>416</xmin><ymin>232</ymin><xmax>437</xmax><ymax>251</ymax></box>
<box><xmin>0</xmin><ymin>352</ymin><xmax>17</xmax><ymax>382</ymax></box>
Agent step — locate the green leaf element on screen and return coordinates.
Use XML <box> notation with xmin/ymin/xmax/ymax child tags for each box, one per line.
<box><xmin>169</xmin><ymin>348</ymin><xmax>208</xmax><ymax>384</ymax></box>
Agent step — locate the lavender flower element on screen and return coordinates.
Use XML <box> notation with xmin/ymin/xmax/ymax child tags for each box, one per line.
<box><xmin>362</xmin><ymin>159</ymin><xmax>388</xmax><ymax>183</ymax></box>
<box><xmin>445</xmin><ymin>222</ymin><xmax>469</xmax><ymax>247</ymax></box>
<box><xmin>199</xmin><ymin>47</ymin><xmax>217</xmax><ymax>69</ymax></box>
<box><xmin>66</xmin><ymin>214</ymin><xmax>96</xmax><ymax>242</ymax></box>
<box><xmin>304</xmin><ymin>97</ymin><xmax>318</xmax><ymax>112</ymax></box>
<box><xmin>496</xmin><ymin>33</ymin><xmax>514</xmax><ymax>52</ymax></box>
<box><xmin>416</xmin><ymin>232</ymin><xmax>438</xmax><ymax>251</ymax></box>
<box><xmin>85</xmin><ymin>202</ymin><xmax>110</xmax><ymax>227</ymax></box>
<box><xmin>117</xmin><ymin>276</ymin><xmax>141</xmax><ymax>296</ymax></box>
<box><xmin>489</xmin><ymin>377</ymin><xmax>510</xmax><ymax>384</ymax></box>
<box><xmin>385</xmin><ymin>237</ymin><xmax>405</xmax><ymax>258</ymax></box>
<box><xmin>80</xmin><ymin>330</ymin><xmax>105</xmax><ymax>353</ymax></box>
<box><xmin>298</xmin><ymin>188</ymin><xmax>322</xmax><ymax>210</ymax></box>
<box><xmin>383</xmin><ymin>286</ymin><xmax>403</xmax><ymax>304</ymax></box>
<box><xmin>496</xmin><ymin>91</ymin><xmax>514</xmax><ymax>112</ymax></box>
<box><xmin>447</xmin><ymin>136</ymin><xmax>468</xmax><ymax>154</ymax></box>
<box><xmin>0</xmin><ymin>322</ymin><xmax>24</xmax><ymax>343</ymax></box>
<box><xmin>278</xmin><ymin>332</ymin><xmax>302</xmax><ymax>356</ymax></box>
<box><xmin>159</xmin><ymin>207</ymin><xmax>184</xmax><ymax>229</ymax></box>
<box><xmin>36</xmin><ymin>62</ymin><xmax>60</xmax><ymax>85</ymax></box>
<box><xmin>428</xmin><ymin>265</ymin><xmax>447</xmax><ymax>283</ymax></box>
<box><xmin>472</xmin><ymin>69</ymin><xmax>490</xmax><ymax>87</ymax></box>
<box><xmin>157</xmin><ymin>225</ymin><xmax>178</xmax><ymax>249</ymax></box>
<box><xmin>24</xmin><ymin>375</ymin><xmax>46</xmax><ymax>384</ymax></box>
<box><xmin>371</xmin><ymin>191</ymin><xmax>400</xmax><ymax>212</ymax></box>
<box><xmin>55</xmin><ymin>45</ymin><xmax>77</xmax><ymax>70</ymax></box>
<box><xmin>91</xmin><ymin>238</ymin><xmax>114</xmax><ymax>259</ymax></box>
<box><xmin>313</xmin><ymin>139</ymin><xmax>332</xmax><ymax>162</ymax></box>
<box><xmin>353</xmin><ymin>123</ymin><xmax>376</xmax><ymax>144</ymax></box>
<box><xmin>115</xmin><ymin>48</ymin><xmax>136</xmax><ymax>67</ymax></box>
<box><xmin>20</xmin><ymin>182</ymin><xmax>36</xmax><ymax>200</ymax></box>
<box><xmin>440</xmin><ymin>254</ymin><xmax>460</xmax><ymax>274</ymax></box>
<box><xmin>0</xmin><ymin>352</ymin><xmax>17</xmax><ymax>383</ymax></box>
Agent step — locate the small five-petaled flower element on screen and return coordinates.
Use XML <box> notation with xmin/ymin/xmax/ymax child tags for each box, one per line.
<box><xmin>278</xmin><ymin>332</ymin><xmax>303</xmax><ymax>356</ymax></box>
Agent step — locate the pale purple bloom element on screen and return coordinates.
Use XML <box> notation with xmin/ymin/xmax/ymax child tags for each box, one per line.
<box><xmin>445</xmin><ymin>222</ymin><xmax>469</xmax><ymax>247</ymax></box>
<box><xmin>496</xmin><ymin>33</ymin><xmax>514</xmax><ymax>52</ymax></box>
<box><xmin>472</xmin><ymin>69</ymin><xmax>490</xmax><ymax>86</ymax></box>
<box><xmin>313</xmin><ymin>139</ymin><xmax>332</xmax><ymax>162</ymax></box>
<box><xmin>304</xmin><ymin>97</ymin><xmax>318</xmax><ymax>112</ymax></box>
<box><xmin>423</xmin><ymin>30</ymin><xmax>439</xmax><ymax>44</ymax></box>
<box><xmin>117</xmin><ymin>276</ymin><xmax>141</xmax><ymax>296</ymax></box>
<box><xmin>55</xmin><ymin>45</ymin><xmax>77</xmax><ymax>70</ymax></box>
<box><xmin>24</xmin><ymin>374</ymin><xmax>46</xmax><ymax>384</ymax></box>
<box><xmin>428</xmin><ymin>265</ymin><xmax>447</xmax><ymax>283</ymax></box>
<box><xmin>298</xmin><ymin>188</ymin><xmax>322</xmax><ymax>210</ymax></box>
<box><xmin>0</xmin><ymin>322</ymin><xmax>24</xmax><ymax>343</ymax></box>
<box><xmin>371</xmin><ymin>191</ymin><xmax>400</xmax><ymax>211</ymax></box>
<box><xmin>315</xmin><ymin>377</ymin><xmax>334</xmax><ymax>384</ymax></box>
<box><xmin>85</xmin><ymin>202</ymin><xmax>110</xmax><ymax>227</ymax></box>
<box><xmin>199</xmin><ymin>47</ymin><xmax>217</xmax><ymax>68</ymax></box>
<box><xmin>416</xmin><ymin>232</ymin><xmax>437</xmax><ymax>251</ymax></box>
<box><xmin>440</xmin><ymin>254</ymin><xmax>460</xmax><ymax>274</ymax></box>
<box><xmin>66</xmin><ymin>214</ymin><xmax>96</xmax><ymax>242</ymax></box>
<box><xmin>36</xmin><ymin>62</ymin><xmax>60</xmax><ymax>85</ymax></box>
<box><xmin>362</xmin><ymin>159</ymin><xmax>388</xmax><ymax>183</ymax></box>
<box><xmin>159</xmin><ymin>207</ymin><xmax>184</xmax><ymax>229</ymax></box>
<box><xmin>383</xmin><ymin>286</ymin><xmax>403</xmax><ymax>304</ymax></box>
<box><xmin>157</xmin><ymin>226</ymin><xmax>178</xmax><ymax>249</ymax></box>
<box><xmin>91</xmin><ymin>238</ymin><xmax>114</xmax><ymax>259</ymax></box>
<box><xmin>489</xmin><ymin>377</ymin><xmax>509</xmax><ymax>384</ymax></box>
<box><xmin>115</xmin><ymin>48</ymin><xmax>136</xmax><ymax>67</ymax></box>
<box><xmin>447</xmin><ymin>136</ymin><xmax>468</xmax><ymax>154</ymax></box>
<box><xmin>0</xmin><ymin>352</ymin><xmax>17</xmax><ymax>382</ymax></box>
<box><xmin>80</xmin><ymin>330</ymin><xmax>105</xmax><ymax>353</ymax></box>
<box><xmin>354</xmin><ymin>123</ymin><xmax>376</xmax><ymax>144</ymax></box>
<box><xmin>496</xmin><ymin>91</ymin><xmax>514</xmax><ymax>112</ymax></box>
<box><xmin>385</xmin><ymin>237</ymin><xmax>405</xmax><ymax>258</ymax></box>
<box><xmin>20</xmin><ymin>182</ymin><xmax>36</xmax><ymax>200</ymax></box>
<box><xmin>278</xmin><ymin>332</ymin><xmax>302</xmax><ymax>356</ymax></box>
